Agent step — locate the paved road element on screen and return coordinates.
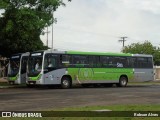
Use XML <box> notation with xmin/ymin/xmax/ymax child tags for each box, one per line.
<box><xmin>0</xmin><ymin>85</ymin><xmax>160</xmax><ymax>111</ymax></box>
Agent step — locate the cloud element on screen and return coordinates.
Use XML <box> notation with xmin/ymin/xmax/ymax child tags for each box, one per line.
<box><xmin>41</xmin><ymin>0</ymin><xmax>160</xmax><ymax>52</ymax></box>
<box><xmin>123</xmin><ymin>0</ymin><xmax>160</xmax><ymax>14</ymax></box>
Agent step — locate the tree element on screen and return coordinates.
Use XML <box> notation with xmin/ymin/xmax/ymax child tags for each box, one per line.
<box><xmin>122</xmin><ymin>41</ymin><xmax>160</xmax><ymax>65</ymax></box>
<box><xmin>153</xmin><ymin>49</ymin><xmax>160</xmax><ymax>65</ymax></box>
<box><xmin>122</xmin><ymin>41</ymin><xmax>155</xmax><ymax>54</ymax></box>
<box><xmin>0</xmin><ymin>0</ymin><xmax>71</xmax><ymax>57</ymax></box>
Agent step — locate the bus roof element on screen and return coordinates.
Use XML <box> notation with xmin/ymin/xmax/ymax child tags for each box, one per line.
<box><xmin>31</xmin><ymin>50</ymin><xmax>153</xmax><ymax>57</ymax></box>
<box><xmin>11</xmin><ymin>52</ymin><xmax>30</xmax><ymax>57</ymax></box>
<box><xmin>133</xmin><ymin>54</ymin><xmax>153</xmax><ymax>57</ymax></box>
<box><xmin>67</xmin><ymin>51</ymin><xmax>132</xmax><ymax>56</ymax></box>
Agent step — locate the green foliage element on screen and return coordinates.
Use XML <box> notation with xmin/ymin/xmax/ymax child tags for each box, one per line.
<box><xmin>122</xmin><ymin>41</ymin><xmax>160</xmax><ymax>65</ymax></box>
<box><xmin>0</xmin><ymin>0</ymin><xmax>71</xmax><ymax>57</ymax></box>
<box><xmin>153</xmin><ymin>49</ymin><xmax>160</xmax><ymax>65</ymax></box>
<box><xmin>122</xmin><ymin>41</ymin><xmax>154</xmax><ymax>54</ymax></box>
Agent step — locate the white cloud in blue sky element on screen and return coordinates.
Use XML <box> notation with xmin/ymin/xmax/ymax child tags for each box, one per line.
<box><xmin>41</xmin><ymin>0</ymin><xmax>160</xmax><ymax>52</ymax></box>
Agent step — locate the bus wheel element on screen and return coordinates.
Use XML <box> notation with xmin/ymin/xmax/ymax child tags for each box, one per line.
<box><xmin>118</xmin><ymin>76</ymin><xmax>128</xmax><ymax>87</ymax></box>
<box><xmin>61</xmin><ymin>77</ymin><xmax>71</xmax><ymax>89</ymax></box>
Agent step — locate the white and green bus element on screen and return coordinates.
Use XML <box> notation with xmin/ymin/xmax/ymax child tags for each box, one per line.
<box><xmin>8</xmin><ymin>52</ymin><xmax>30</xmax><ymax>84</ymax></box>
<box><xmin>26</xmin><ymin>50</ymin><xmax>154</xmax><ymax>88</ymax></box>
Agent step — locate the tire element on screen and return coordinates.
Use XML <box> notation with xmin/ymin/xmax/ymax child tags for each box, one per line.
<box><xmin>118</xmin><ymin>76</ymin><xmax>128</xmax><ymax>87</ymax></box>
<box><xmin>61</xmin><ymin>77</ymin><xmax>71</xmax><ymax>89</ymax></box>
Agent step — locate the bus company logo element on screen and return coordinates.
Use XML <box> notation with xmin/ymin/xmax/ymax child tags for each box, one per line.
<box><xmin>2</xmin><ymin>112</ymin><xmax>11</xmax><ymax>117</ymax></box>
<box><xmin>84</xmin><ymin>69</ymin><xmax>89</xmax><ymax>77</ymax></box>
<box><xmin>1</xmin><ymin>112</ymin><xmax>42</xmax><ymax>118</ymax></box>
<box><xmin>78</xmin><ymin>68</ymin><xmax>94</xmax><ymax>80</ymax></box>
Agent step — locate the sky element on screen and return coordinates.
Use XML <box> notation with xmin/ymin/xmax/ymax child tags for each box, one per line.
<box><xmin>41</xmin><ymin>0</ymin><xmax>160</xmax><ymax>52</ymax></box>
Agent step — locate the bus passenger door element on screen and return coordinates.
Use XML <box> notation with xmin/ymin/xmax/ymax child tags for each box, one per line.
<box><xmin>43</xmin><ymin>54</ymin><xmax>59</xmax><ymax>84</ymax></box>
<box><xmin>20</xmin><ymin>56</ymin><xmax>28</xmax><ymax>84</ymax></box>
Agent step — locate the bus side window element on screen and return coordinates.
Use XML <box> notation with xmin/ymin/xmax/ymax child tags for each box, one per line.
<box><xmin>131</xmin><ymin>57</ymin><xmax>137</xmax><ymax>68</ymax></box>
<box><xmin>89</xmin><ymin>56</ymin><xmax>97</xmax><ymax>68</ymax></box>
<box><xmin>44</xmin><ymin>54</ymin><xmax>58</xmax><ymax>71</ymax></box>
<box><xmin>137</xmin><ymin>57</ymin><xmax>146</xmax><ymax>68</ymax></box>
<box><xmin>61</xmin><ymin>55</ymin><xmax>71</xmax><ymax>67</ymax></box>
<box><xmin>100</xmin><ymin>56</ymin><xmax>112</xmax><ymax>68</ymax></box>
<box><xmin>126</xmin><ymin>57</ymin><xmax>132</xmax><ymax>68</ymax></box>
<box><xmin>116</xmin><ymin>57</ymin><xmax>123</xmax><ymax>68</ymax></box>
<box><xmin>50</xmin><ymin>58</ymin><xmax>56</xmax><ymax>67</ymax></box>
<box><xmin>119</xmin><ymin>57</ymin><xmax>127</xmax><ymax>68</ymax></box>
<box><xmin>73</xmin><ymin>55</ymin><xmax>88</xmax><ymax>68</ymax></box>
<box><xmin>148</xmin><ymin>57</ymin><xmax>153</xmax><ymax>68</ymax></box>
<box><xmin>96</xmin><ymin>56</ymin><xmax>101</xmax><ymax>67</ymax></box>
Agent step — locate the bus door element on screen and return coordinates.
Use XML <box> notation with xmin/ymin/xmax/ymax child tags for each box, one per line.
<box><xmin>44</xmin><ymin>54</ymin><xmax>59</xmax><ymax>84</ymax></box>
<box><xmin>20</xmin><ymin>56</ymin><xmax>28</xmax><ymax>84</ymax></box>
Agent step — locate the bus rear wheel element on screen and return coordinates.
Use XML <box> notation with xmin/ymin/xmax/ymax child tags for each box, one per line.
<box><xmin>61</xmin><ymin>77</ymin><xmax>71</xmax><ymax>89</ymax></box>
<box><xmin>118</xmin><ymin>76</ymin><xmax>128</xmax><ymax>87</ymax></box>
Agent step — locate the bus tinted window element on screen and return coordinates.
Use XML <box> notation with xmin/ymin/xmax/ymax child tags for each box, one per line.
<box><xmin>21</xmin><ymin>56</ymin><xmax>28</xmax><ymax>74</ymax></box>
<box><xmin>126</xmin><ymin>57</ymin><xmax>132</xmax><ymax>68</ymax></box>
<box><xmin>73</xmin><ymin>55</ymin><xmax>88</xmax><ymax>67</ymax></box>
<box><xmin>100</xmin><ymin>56</ymin><xmax>130</xmax><ymax>68</ymax></box>
<box><xmin>114</xmin><ymin>57</ymin><xmax>125</xmax><ymax>68</ymax></box>
<box><xmin>132</xmin><ymin>57</ymin><xmax>153</xmax><ymax>68</ymax></box>
<box><xmin>88</xmin><ymin>56</ymin><xmax>97</xmax><ymax>67</ymax></box>
<box><xmin>130</xmin><ymin>57</ymin><xmax>136</xmax><ymax>68</ymax></box>
<box><xmin>44</xmin><ymin>54</ymin><xmax>58</xmax><ymax>71</ymax></box>
<box><xmin>60</xmin><ymin>55</ymin><xmax>72</xmax><ymax>67</ymax></box>
<box><xmin>100</xmin><ymin>56</ymin><xmax>114</xmax><ymax>68</ymax></box>
<box><xmin>148</xmin><ymin>57</ymin><xmax>153</xmax><ymax>68</ymax></box>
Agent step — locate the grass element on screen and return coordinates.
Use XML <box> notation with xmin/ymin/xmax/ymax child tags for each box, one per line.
<box><xmin>1</xmin><ymin>105</ymin><xmax>160</xmax><ymax>120</ymax></box>
<box><xmin>0</xmin><ymin>82</ymin><xmax>26</xmax><ymax>87</ymax></box>
<box><xmin>54</xmin><ymin>104</ymin><xmax>160</xmax><ymax>111</ymax></box>
<box><xmin>128</xmin><ymin>81</ymin><xmax>160</xmax><ymax>85</ymax></box>
<box><xmin>0</xmin><ymin>82</ymin><xmax>10</xmax><ymax>86</ymax></box>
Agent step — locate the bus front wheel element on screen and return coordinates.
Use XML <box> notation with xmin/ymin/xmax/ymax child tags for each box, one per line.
<box><xmin>118</xmin><ymin>76</ymin><xmax>128</xmax><ymax>87</ymax></box>
<box><xmin>61</xmin><ymin>77</ymin><xmax>71</xmax><ymax>89</ymax></box>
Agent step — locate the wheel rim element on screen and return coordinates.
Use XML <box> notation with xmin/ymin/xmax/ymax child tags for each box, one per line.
<box><xmin>63</xmin><ymin>80</ymin><xmax>69</xmax><ymax>87</ymax></box>
<box><xmin>121</xmin><ymin>79</ymin><xmax>127</xmax><ymax>86</ymax></box>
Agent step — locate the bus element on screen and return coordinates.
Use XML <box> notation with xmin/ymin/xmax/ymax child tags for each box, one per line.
<box><xmin>26</xmin><ymin>50</ymin><xmax>154</xmax><ymax>88</ymax></box>
<box><xmin>8</xmin><ymin>52</ymin><xmax>30</xmax><ymax>84</ymax></box>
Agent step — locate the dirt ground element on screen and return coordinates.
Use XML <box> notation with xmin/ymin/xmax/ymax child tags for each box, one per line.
<box><xmin>0</xmin><ymin>84</ymin><xmax>160</xmax><ymax>111</ymax></box>
<box><xmin>0</xmin><ymin>77</ymin><xmax>8</xmax><ymax>83</ymax></box>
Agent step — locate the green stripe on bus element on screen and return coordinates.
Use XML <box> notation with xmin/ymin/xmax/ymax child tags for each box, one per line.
<box><xmin>9</xmin><ymin>76</ymin><xmax>17</xmax><ymax>81</ymax></box>
<box><xmin>67</xmin><ymin>51</ymin><xmax>132</xmax><ymax>56</ymax></box>
<box><xmin>29</xmin><ymin>74</ymin><xmax>41</xmax><ymax>81</ymax></box>
<box><xmin>67</xmin><ymin>68</ymin><xmax>134</xmax><ymax>81</ymax></box>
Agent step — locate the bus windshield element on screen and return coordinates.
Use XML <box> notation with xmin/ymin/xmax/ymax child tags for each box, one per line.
<box><xmin>28</xmin><ymin>56</ymin><xmax>43</xmax><ymax>76</ymax></box>
<box><xmin>8</xmin><ymin>57</ymin><xmax>20</xmax><ymax>77</ymax></box>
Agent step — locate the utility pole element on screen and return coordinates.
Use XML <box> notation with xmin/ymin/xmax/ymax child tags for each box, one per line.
<box><xmin>44</xmin><ymin>27</ymin><xmax>50</xmax><ymax>47</ymax></box>
<box><xmin>118</xmin><ymin>37</ymin><xmax>128</xmax><ymax>47</ymax></box>
<box><xmin>52</xmin><ymin>12</ymin><xmax>54</xmax><ymax>50</ymax></box>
